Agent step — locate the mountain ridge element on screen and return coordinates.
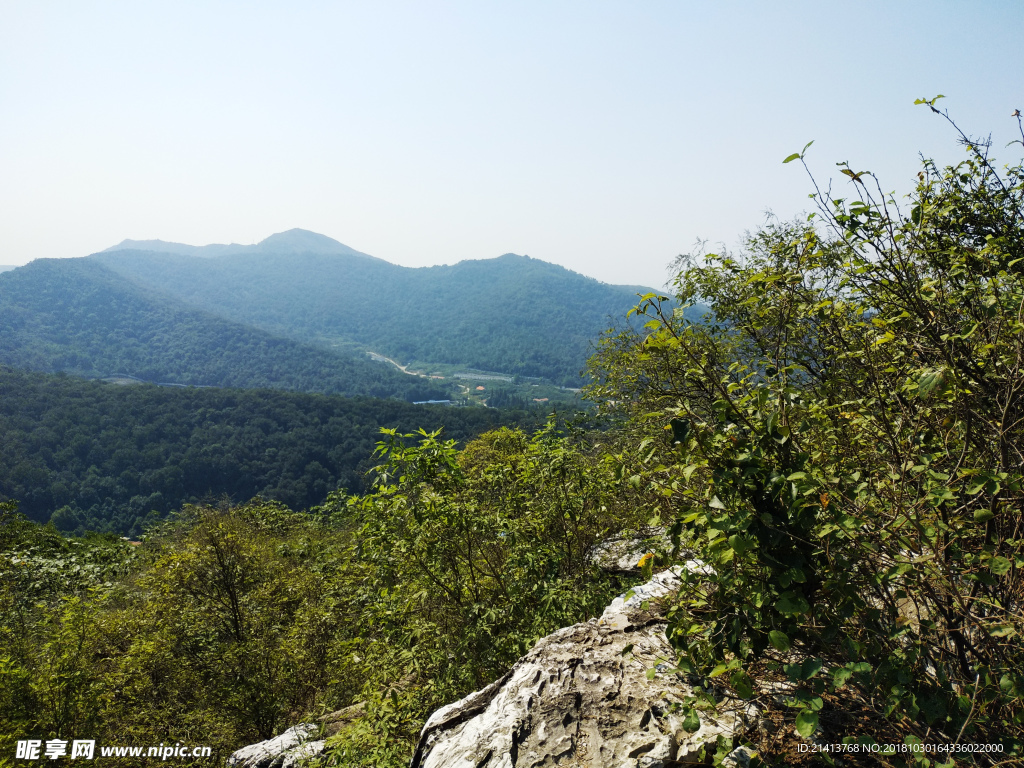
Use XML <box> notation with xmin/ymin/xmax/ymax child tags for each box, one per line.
<box><xmin>102</xmin><ymin>228</ymin><xmax>376</xmax><ymax>260</ymax></box>
<box><xmin>0</xmin><ymin>257</ymin><xmax>446</xmax><ymax>400</ymax></box>
<box><xmin>91</xmin><ymin>237</ymin><xmax>668</xmax><ymax>386</ymax></box>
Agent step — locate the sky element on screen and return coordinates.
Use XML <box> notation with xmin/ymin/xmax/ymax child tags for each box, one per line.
<box><xmin>1</xmin><ymin>1</ymin><xmax>1022</xmax><ymax>288</ymax></box>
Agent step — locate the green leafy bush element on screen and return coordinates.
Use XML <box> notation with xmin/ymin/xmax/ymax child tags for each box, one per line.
<box><xmin>588</xmin><ymin>110</ymin><xmax>1024</xmax><ymax>759</ymax></box>
<box><xmin>319</xmin><ymin>424</ymin><xmax>633</xmax><ymax>766</ymax></box>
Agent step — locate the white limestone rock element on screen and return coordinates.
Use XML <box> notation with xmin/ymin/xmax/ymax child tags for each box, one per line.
<box><xmin>587</xmin><ymin>527</ymin><xmax>678</xmax><ymax>574</ymax></box>
<box><xmin>226</xmin><ymin>724</ymin><xmax>324</xmax><ymax>768</ymax></box>
<box><xmin>411</xmin><ymin>569</ymin><xmax>753</xmax><ymax>768</ymax></box>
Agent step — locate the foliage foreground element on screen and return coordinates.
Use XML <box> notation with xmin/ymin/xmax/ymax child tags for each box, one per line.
<box><xmin>0</xmin><ymin>423</ymin><xmax>638</xmax><ymax>768</ymax></box>
<box><xmin>2</xmin><ymin>114</ymin><xmax>1023</xmax><ymax>766</ymax></box>
<box><xmin>589</xmin><ymin>109</ymin><xmax>1024</xmax><ymax>762</ymax></box>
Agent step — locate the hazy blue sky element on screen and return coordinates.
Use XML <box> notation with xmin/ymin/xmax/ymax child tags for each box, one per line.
<box><xmin>2</xmin><ymin>1</ymin><xmax>1021</xmax><ymax>287</ymax></box>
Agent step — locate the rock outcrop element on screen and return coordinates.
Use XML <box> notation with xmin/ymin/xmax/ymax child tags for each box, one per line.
<box><xmin>411</xmin><ymin>568</ymin><xmax>755</xmax><ymax>768</ymax></box>
<box><xmin>227</xmin><ymin>567</ymin><xmax>755</xmax><ymax>768</ymax></box>
<box><xmin>224</xmin><ymin>701</ymin><xmax>373</xmax><ymax>768</ymax></box>
<box><xmin>226</xmin><ymin>725</ymin><xmax>323</xmax><ymax>768</ymax></box>
<box><xmin>587</xmin><ymin>527</ymin><xmax>677</xmax><ymax>575</ymax></box>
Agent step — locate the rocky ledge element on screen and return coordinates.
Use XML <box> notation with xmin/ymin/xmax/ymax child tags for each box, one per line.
<box><xmin>228</xmin><ymin>568</ymin><xmax>755</xmax><ymax>768</ymax></box>
<box><xmin>411</xmin><ymin>567</ymin><xmax>755</xmax><ymax>768</ymax></box>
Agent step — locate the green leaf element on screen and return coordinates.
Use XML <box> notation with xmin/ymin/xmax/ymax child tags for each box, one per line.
<box><xmin>990</xmin><ymin>557</ymin><xmax>1011</xmax><ymax>576</ymax></box>
<box><xmin>773</xmin><ymin>425</ymin><xmax>790</xmax><ymax>444</ymax></box>
<box><xmin>783</xmin><ymin>153</ymin><xmax>801</xmax><ymax>164</ymax></box>
<box><xmin>988</xmin><ymin>624</ymin><xmax>1017</xmax><ymax>638</ymax></box>
<box><xmin>681</xmin><ymin>708</ymin><xmax>701</xmax><ymax>732</ymax></box>
<box><xmin>974</xmin><ymin>509</ymin><xmax>995</xmax><ymax>523</ymax></box>
<box><xmin>775</xmin><ymin>592</ymin><xmax>810</xmax><ymax>616</ymax></box>
<box><xmin>917</xmin><ymin>368</ymin><xmax>948</xmax><ymax>398</ymax></box>
<box><xmin>708</xmin><ymin>495</ymin><xmax>727</xmax><ymax>510</ymax></box>
<box><xmin>1000</xmin><ymin>674</ymin><xmax>1016</xmax><ymax>694</ymax></box>
<box><xmin>832</xmin><ymin>667</ymin><xmax>853</xmax><ymax>689</ymax></box>
<box><xmin>786</xmin><ymin>471</ymin><xmax>807</xmax><ymax>481</ymax></box>
<box><xmin>646</xmin><ymin>667</ymin><xmax>657</xmax><ymax>680</ymax></box>
<box><xmin>728</xmin><ymin>534</ymin><xmax>754</xmax><ymax>554</ymax></box>
<box><xmin>797</xmin><ymin>657</ymin><xmax>822</xmax><ymax>680</ymax></box>
<box><xmin>769</xmin><ymin>630</ymin><xmax>791</xmax><ymax>652</ymax></box>
<box><xmin>795</xmin><ymin>710</ymin><xmax>819</xmax><ymax>738</ymax></box>
<box><xmin>669</xmin><ymin>418</ymin><xmax>690</xmax><ymax>444</ymax></box>
<box><xmin>730</xmin><ymin>670</ymin><xmax>754</xmax><ymax>699</ymax></box>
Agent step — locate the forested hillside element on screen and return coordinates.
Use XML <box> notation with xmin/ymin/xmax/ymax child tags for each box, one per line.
<box><xmin>0</xmin><ymin>367</ymin><xmax>529</xmax><ymax>536</ymax></box>
<box><xmin>94</xmin><ymin>232</ymin><xmax>672</xmax><ymax>385</ymax></box>
<box><xmin>0</xmin><ymin>258</ymin><xmax>446</xmax><ymax>400</ymax></box>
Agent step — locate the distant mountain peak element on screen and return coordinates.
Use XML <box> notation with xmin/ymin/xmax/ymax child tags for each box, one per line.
<box><xmin>255</xmin><ymin>229</ymin><xmax>358</xmax><ymax>255</ymax></box>
<box><xmin>101</xmin><ymin>230</ymin><xmax>373</xmax><ymax>259</ymax></box>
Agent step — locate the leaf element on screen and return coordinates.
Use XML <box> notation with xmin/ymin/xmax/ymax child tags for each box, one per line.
<box><xmin>773</xmin><ymin>425</ymin><xmax>790</xmax><ymax>444</ymax></box>
<box><xmin>681</xmin><ymin>708</ymin><xmax>701</xmax><ymax>732</ymax></box>
<box><xmin>730</xmin><ymin>670</ymin><xmax>754</xmax><ymax>699</ymax></box>
<box><xmin>917</xmin><ymin>368</ymin><xmax>948</xmax><ymax>398</ymax></box>
<box><xmin>798</xmin><ymin>657</ymin><xmax>823</xmax><ymax>680</ymax></box>
<box><xmin>786</xmin><ymin>471</ymin><xmax>807</xmax><ymax>481</ymax></box>
<box><xmin>795</xmin><ymin>710</ymin><xmax>819</xmax><ymax>738</ymax></box>
<box><xmin>775</xmin><ymin>592</ymin><xmax>810</xmax><ymax>616</ymax></box>
<box><xmin>990</xmin><ymin>557</ymin><xmax>1011</xmax><ymax>576</ymax></box>
<box><xmin>646</xmin><ymin>667</ymin><xmax>658</xmax><ymax>680</ymax></box>
<box><xmin>974</xmin><ymin>509</ymin><xmax>995</xmax><ymax>523</ymax></box>
<box><xmin>708</xmin><ymin>495</ymin><xmax>727</xmax><ymax>510</ymax></box>
<box><xmin>988</xmin><ymin>624</ymin><xmax>1017</xmax><ymax>638</ymax></box>
<box><xmin>728</xmin><ymin>534</ymin><xmax>754</xmax><ymax>554</ymax></box>
<box><xmin>783</xmin><ymin>142</ymin><xmax>812</xmax><ymax>164</ymax></box>
<box><xmin>769</xmin><ymin>630</ymin><xmax>791</xmax><ymax>652</ymax></box>
<box><xmin>832</xmin><ymin>667</ymin><xmax>853</xmax><ymax>689</ymax></box>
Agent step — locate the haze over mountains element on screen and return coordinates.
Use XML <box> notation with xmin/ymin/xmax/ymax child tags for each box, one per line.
<box><xmin>92</xmin><ymin>229</ymin><xmax>666</xmax><ymax>386</ymax></box>
<box><xmin>0</xmin><ymin>229</ymin><xmax>679</xmax><ymax>397</ymax></box>
<box><xmin>104</xmin><ymin>228</ymin><xmax>376</xmax><ymax>260</ymax></box>
<box><xmin>0</xmin><ymin>257</ymin><xmax>446</xmax><ymax>401</ymax></box>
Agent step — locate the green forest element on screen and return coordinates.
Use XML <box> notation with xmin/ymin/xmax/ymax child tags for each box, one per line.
<box><xmin>0</xmin><ymin>367</ymin><xmax>535</xmax><ymax>536</ymax></box>
<box><xmin>92</xmin><ymin>248</ymin><xmax>674</xmax><ymax>386</ymax></box>
<box><xmin>0</xmin><ymin>259</ymin><xmax>448</xmax><ymax>401</ymax></box>
<box><xmin>2</xmin><ymin>117</ymin><xmax>1023</xmax><ymax>766</ymax></box>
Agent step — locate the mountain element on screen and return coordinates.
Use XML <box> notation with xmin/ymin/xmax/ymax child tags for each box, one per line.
<box><xmin>93</xmin><ymin>230</ymin><xmax>676</xmax><ymax>386</ymax></box>
<box><xmin>103</xmin><ymin>228</ymin><xmax>375</xmax><ymax>259</ymax></box>
<box><xmin>0</xmin><ymin>258</ymin><xmax>446</xmax><ymax>401</ymax></box>
<box><xmin>0</xmin><ymin>266</ymin><xmax>17</xmax><ymax>273</ymax></box>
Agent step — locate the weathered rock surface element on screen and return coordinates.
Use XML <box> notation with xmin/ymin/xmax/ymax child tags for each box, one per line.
<box><xmin>226</xmin><ymin>724</ymin><xmax>324</xmax><ymax>768</ymax></box>
<box><xmin>587</xmin><ymin>527</ymin><xmax>678</xmax><ymax>575</ymax></box>
<box><xmin>411</xmin><ymin>568</ymin><xmax>755</xmax><ymax>768</ymax></box>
